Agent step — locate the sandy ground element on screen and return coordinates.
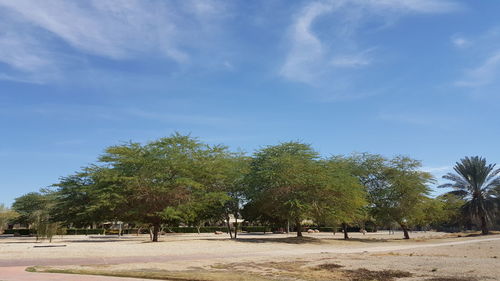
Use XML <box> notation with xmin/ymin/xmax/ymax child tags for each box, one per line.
<box><xmin>1</xmin><ymin>231</ymin><xmax>499</xmax><ymax>280</ymax></box>
<box><xmin>0</xmin><ymin>231</ymin><xmax>451</xmax><ymax>261</ymax></box>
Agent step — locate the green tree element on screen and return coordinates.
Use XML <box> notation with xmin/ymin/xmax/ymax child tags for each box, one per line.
<box><xmin>246</xmin><ymin>142</ymin><xmax>322</xmax><ymax>237</ymax></box>
<box><xmin>51</xmin><ymin>170</ymin><xmax>98</xmax><ymax>228</ymax></box>
<box><xmin>375</xmin><ymin>156</ymin><xmax>433</xmax><ymax>239</ymax></box>
<box><xmin>170</xmin><ymin>192</ymin><xmax>227</xmax><ymax>234</ymax></box>
<box><xmin>437</xmin><ymin>193</ymin><xmax>467</xmax><ymax>230</ymax></box>
<box><xmin>409</xmin><ymin>197</ymin><xmax>446</xmax><ymax>230</ymax></box>
<box><xmin>12</xmin><ymin>191</ymin><xmax>63</xmax><ymax>241</ymax></box>
<box><xmin>12</xmin><ymin>192</ymin><xmax>48</xmax><ymax>227</ymax></box>
<box><xmin>212</xmin><ymin>154</ymin><xmax>250</xmax><ymax>239</ymax></box>
<box><xmin>439</xmin><ymin>156</ymin><xmax>500</xmax><ymax>235</ymax></box>
<box><xmin>0</xmin><ymin>204</ymin><xmax>19</xmax><ymax>233</ymax></box>
<box><xmin>51</xmin><ymin>166</ymin><xmax>129</xmax><ymax>230</ymax></box>
<box><xmin>99</xmin><ymin>133</ymin><xmax>229</xmax><ymax>242</ymax></box>
<box><xmin>312</xmin><ymin>158</ymin><xmax>367</xmax><ymax>239</ymax></box>
<box><xmin>349</xmin><ymin>154</ymin><xmax>433</xmax><ymax>239</ymax></box>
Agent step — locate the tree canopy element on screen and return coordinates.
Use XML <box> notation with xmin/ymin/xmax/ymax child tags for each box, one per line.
<box><xmin>439</xmin><ymin>156</ymin><xmax>500</xmax><ymax>235</ymax></box>
<box><xmin>7</xmin><ymin>134</ymin><xmax>499</xmax><ymax>241</ymax></box>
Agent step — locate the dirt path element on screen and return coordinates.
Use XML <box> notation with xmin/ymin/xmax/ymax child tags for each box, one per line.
<box><xmin>303</xmin><ymin>236</ymin><xmax>500</xmax><ymax>254</ymax></box>
<box><xmin>2</xmin><ymin>236</ymin><xmax>499</xmax><ymax>281</ymax></box>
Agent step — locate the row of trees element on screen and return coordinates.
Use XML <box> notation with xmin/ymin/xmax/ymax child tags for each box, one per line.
<box><xmin>4</xmin><ymin>134</ymin><xmax>500</xmax><ymax>241</ymax></box>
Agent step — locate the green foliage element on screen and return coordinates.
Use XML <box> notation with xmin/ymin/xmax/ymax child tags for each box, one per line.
<box><xmin>166</xmin><ymin>226</ymin><xmax>229</xmax><ymax>233</ymax></box>
<box><xmin>3</xmin><ymin>229</ymin><xmax>32</xmax><ymax>235</ymax></box>
<box><xmin>12</xmin><ymin>192</ymin><xmax>48</xmax><ymax>225</ymax></box>
<box><xmin>0</xmin><ymin>204</ymin><xmax>19</xmax><ymax>233</ymax></box>
<box><xmin>245</xmin><ymin>142</ymin><xmax>323</xmax><ymax>234</ymax></box>
<box><xmin>439</xmin><ymin>156</ymin><xmax>500</xmax><ymax>234</ymax></box>
<box><xmin>17</xmin><ymin>134</ymin><xmax>496</xmax><ymax>240</ymax></box>
<box><xmin>348</xmin><ymin>153</ymin><xmax>434</xmax><ymax>238</ymax></box>
<box><xmin>33</xmin><ymin>220</ymin><xmax>61</xmax><ymax>242</ymax></box>
<box><xmin>95</xmin><ymin>133</ymin><xmax>235</xmax><ymax>241</ymax></box>
<box><xmin>245</xmin><ymin>143</ymin><xmax>367</xmax><ymax>237</ymax></box>
<box><xmin>240</xmin><ymin>226</ymin><xmax>272</xmax><ymax>233</ymax></box>
<box><xmin>408</xmin><ymin>197</ymin><xmax>446</xmax><ymax>228</ymax></box>
<box><xmin>312</xmin><ymin>158</ymin><xmax>367</xmax><ymax>229</ymax></box>
<box><xmin>50</xmin><ymin>168</ymin><xmax>118</xmax><ymax>227</ymax></box>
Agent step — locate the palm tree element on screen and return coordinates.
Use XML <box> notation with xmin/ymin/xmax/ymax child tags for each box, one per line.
<box><xmin>439</xmin><ymin>156</ymin><xmax>499</xmax><ymax>235</ymax></box>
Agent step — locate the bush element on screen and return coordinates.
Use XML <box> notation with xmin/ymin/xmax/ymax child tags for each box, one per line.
<box><xmin>166</xmin><ymin>226</ymin><xmax>229</xmax><ymax>233</ymax></box>
<box><xmin>3</xmin><ymin>229</ymin><xmax>33</xmax><ymax>235</ymax></box>
<box><xmin>241</xmin><ymin>226</ymin><xmax>272</xmax><ymax>233</ymax></box>
<box><xmin>317</xmin><ymin>226</ymin><xmax>377</xmax><ymax>233</ymax></box>
<box><xmin>318</xmin><ymin>227</ymin><xmax>338</xmax><ymax>232</ymax></box>
<box><xmin>65</xmin><ymin>228</ymin><xmax>105</xmax><ymax>235</ymax></box>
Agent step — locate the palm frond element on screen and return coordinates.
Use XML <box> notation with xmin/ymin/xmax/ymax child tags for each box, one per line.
<box><xmin>442</xmin><ymin>156</ymin><xmax>499</xmax><ymax>231</ymax></box>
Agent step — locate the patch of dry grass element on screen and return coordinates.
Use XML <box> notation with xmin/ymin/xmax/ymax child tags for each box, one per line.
<box><xmin>427</xmin><ymin>277</ymin><xmax>477</xmax><ymax>281</ymax></box>
<box><xmin>27</xmin><ymin>266</ymin><xmax>272</xmax><ymax>281</ymax></box>
<box><xmin>313</xmin><ymin>263</ymin><xmax>344</xmax><ymax>271</ymax></box>
<box><xmin>343</xmin><ymin>268</ymin><xmax>411</xmax><ymax>281</ymax></box>
<box><xmin>29</xmin><ymin>259</ymin><xmax>416</xmax><ymax>281</ymax></box>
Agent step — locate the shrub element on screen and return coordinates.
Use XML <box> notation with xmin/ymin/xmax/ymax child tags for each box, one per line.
<box><xmin>166</xmin><ymin>226</ymin><xmax>229</xmax><ymax>233</ymax></box>
<box><xmin>3</xmin><ymin>229</ymin><xmax>33</xmax><ymax>235</ymax></box>
<box><xmin>241</xmin><ymin>226</ymin><xmax>272</xmax><ymax>233</ymax></box>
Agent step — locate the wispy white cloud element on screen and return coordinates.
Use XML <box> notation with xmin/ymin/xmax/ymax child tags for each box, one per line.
<box><xmin>331</xmin><ymin>49</ymin><xmax>375</xmax><ymax>68</ymax></box>
<box><xmin>0</xmin><ymin>0</ymin><xmax>227</xmax><ymax>82</ymax></box>
<box><xmin>370</xmin><ymin>0</ymin><xmax>462</xmax><ymax>14</ymax></box>
<box><xmin>280</xmin><ymin>1</ymin><xmax>336</xmax><ymax>84</ymax></box>
<box><xmin>453</xmin><ymin>27</ymin><xmax>500</xmax><ymax>90</ymax></box>
<box><xmin>0</xmin><ymin>73</ymin><xmax>45</xmax><ymax>84</ymax></box>
<box><xmin>280</xmin><ymin>0</ymin><xmax>461</xmax><ymax>90</ymax></box>
<box><xmin>223</xmin><ymin>61</ymin><xmax>234</xmax><ymax>70</ymax></box>
<box><xmin>0</xmin><ymin>31</ymin><xmax>53</xmax><ymax>72</ymax></box>
<box><xmin>455</xmin><ymin>51</ymin><xmax>500</xmax><ymax>87</ymax></box>
<box><xmin>451</xmin><ymin>35</ymin><xmax>470</xmax><ymax>48</ymax></box>
<box><xmin>422</xmin><ymin>166</ymin><xmax>452</xmax><ymax>174</ymax></box>
<box><xmin>0</xmin><ymin>103</ymin><xmax>237</xmax><ymax>127</ymax></box>
<box><xmin>330</xmin><ymin>56</ymin><xmax>370</xmax><ymax>68</ymax></box>
<box><xmin>422</xmin><ymin>165</ymin><xmax>453</xmax><ymax>194</ymax></box>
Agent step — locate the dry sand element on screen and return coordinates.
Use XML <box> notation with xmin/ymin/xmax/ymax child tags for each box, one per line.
<box><xmin>1</xmin><ymin>231</ymin><xmax>499</xmax><ymax>280</ymax></box>
<box><xmin>0</xmin><ymin>231</ymin><xmax>451</xmax><ymax>260</ymax></box>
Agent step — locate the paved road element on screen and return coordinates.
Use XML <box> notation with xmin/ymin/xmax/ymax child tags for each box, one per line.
<box><xmin>2</xmin><ymin>236</ymin><xmax>500</xmax><ymax>281</ymax></box>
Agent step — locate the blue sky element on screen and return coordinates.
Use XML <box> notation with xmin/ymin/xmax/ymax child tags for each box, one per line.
<box><xmin>1</xmin><ymin>0</ymin><xmax>499</xmax><ymax>206</ymax></box>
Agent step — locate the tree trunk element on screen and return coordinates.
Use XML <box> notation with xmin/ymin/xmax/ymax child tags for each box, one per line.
<box><xmin>480</xmin><ymin>216</ymin><xmax>489</xmax><ymax>235</ymax></box>
<box><xmin>286</xmin><ymin>220</ymin><xmax>290</xmax><ymax>234</ymax></box>
<box><xmin>234</xmin><ymin>218</ymin><xmax>238</xmax><ymax>239</ymax></box>
<box><xmin>152</xmin><ymin>223</ymin><xmax>160</xmax><ymax>242</ymax></box>
<box><xmin>226</xmin><ymin>215</ymin><xmax>233</xmax><ymax>239</ymax></box>
<box><xmin>296</xmin><ymin>218</ymin><xmax>302</xmax><ymax>237</ymax></box>
<box><xmin>342</xmin><ymin>223</ymin><xmax>349</xmax><ymax>240</ymax></box>
<box><xmin>400</xmin><ymin>223</ymin><xmax>410</xmax><ymax>239</ymax></box>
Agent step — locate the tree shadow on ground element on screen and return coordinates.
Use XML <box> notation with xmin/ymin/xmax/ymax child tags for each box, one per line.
<box><xmin>65</xmin><ymin>239</ymin><xmax>126</xmax><ymax>243</ymax></box>
<box><xmin>326</xmin><ymin>238</ymin><xmax>393</xmax><ymax>243</ymax></box>
<box><xmin>231</xmin><ymin>235</ymin><xmax>396</xmax><ymax>244</ymax></box>
<box><xmin>233</xmin><ymin>236</ymin><xmax>323</xmax><ymax>244</ymax></box>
